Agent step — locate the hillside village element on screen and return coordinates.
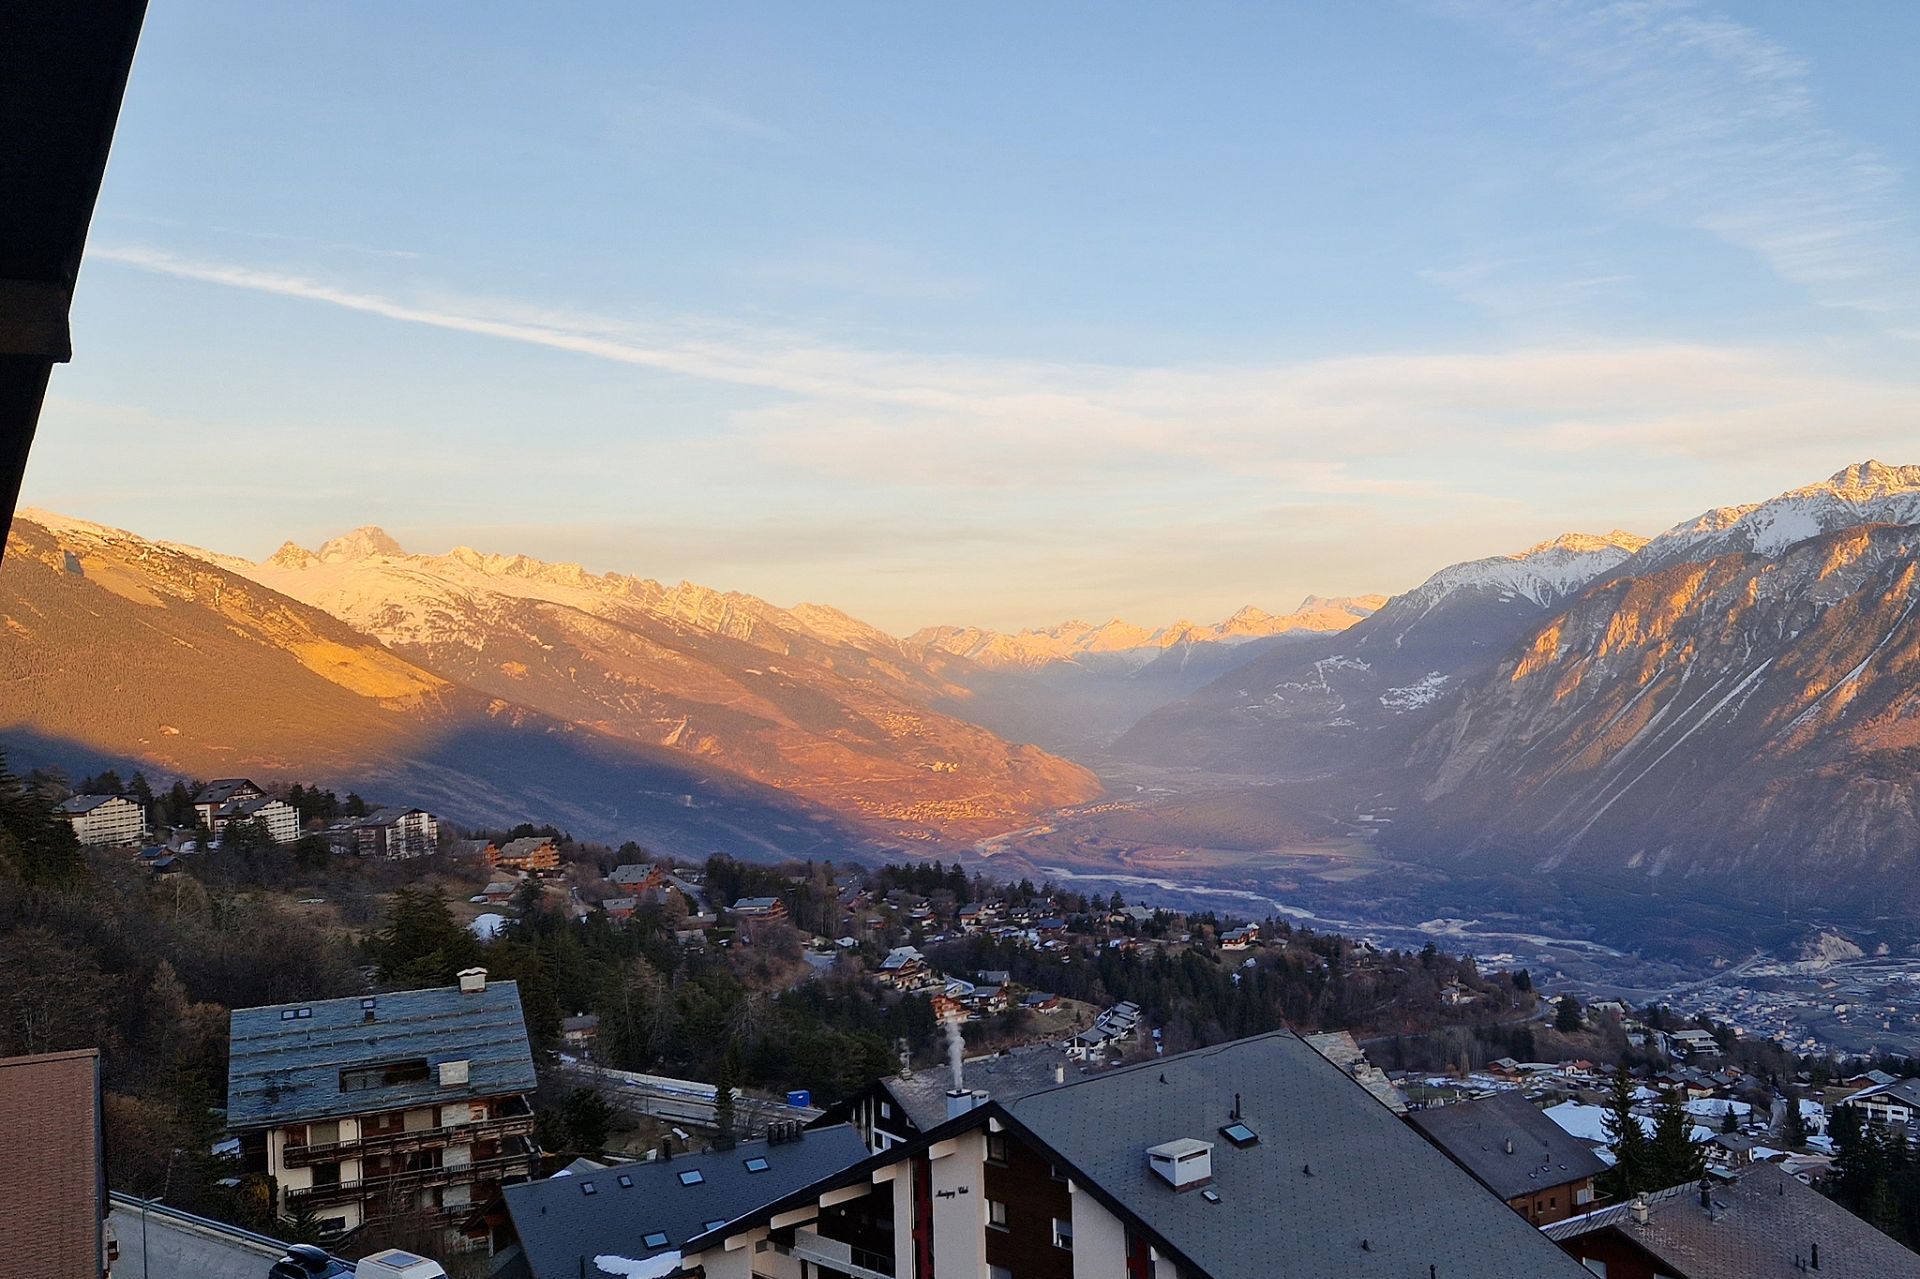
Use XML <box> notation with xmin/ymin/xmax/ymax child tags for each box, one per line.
<box><xmin>15</xmin><ymin>759</ymin><xmax>1920</xmax><ymax>1276</ymax></box>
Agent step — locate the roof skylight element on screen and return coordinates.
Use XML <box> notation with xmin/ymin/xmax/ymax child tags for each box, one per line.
<box><xmin>643</xmin><ymin>1231</ymin><xmax>670</xmax><ymax>1249</ymax></box>
<box><xmin>1220</xmin><ymin>1122</ymin><xmax>1259</xmax><ymax>1147</ymax></box>
<box><xmin>678</xmin><ymin>1169</ymin><xmax>705</xmax><ymax>1186</ymax></box>
<box><xmin>744</xmin><ymin>1157</ymin><xmax>770</xmax><ymax>1173</ymax></box>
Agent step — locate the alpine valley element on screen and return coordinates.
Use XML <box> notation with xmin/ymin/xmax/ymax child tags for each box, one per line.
<box><xmin>13</xmin><ymin>462</ymin><xmax>1920</xmax><ymax>954</ymax></box>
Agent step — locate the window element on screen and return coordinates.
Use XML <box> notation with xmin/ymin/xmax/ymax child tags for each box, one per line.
<box><xmin>581</xmin><ymin>1182</ymin><xmax>597</xmax><ymax>1196</ymax></box>
<box><xmin>744</xmin><ymin>1157</ymin><xmax>770</xmax><ymax>1173</ymax></box>
<box><xmin>1219</xmin><ymin>1122</ymin><xmax>1258</xmax><ymax>1148</ymax></box>
<box><xmin>991</xmin><ymin>1268</ymin><xmax>1015</xmax><ymax>1279</ymax></box>
<box><xmin>339</xmin><ymin>1059</ymin><xmax>430</xmax><ymax>1092</ymax></box>
<box><xmin>643</xmin><ymin>1231</ymin><xmax>670</xmax><ymax>1249</ymax></box>
<box><xmin>678</xmin><ymin>1169</ymin><xmax>705</xmax><ymax>1186</ymax></box>
<box><xmin>879</xmin><ymin>1101</ymin><xmax>893</xmax><ymax>1119</ymax></box>
<box><xmin>1052</xmin><ymin>1216</ymin><xmax>1073</xmax><ymax>1250</ymax></box>
<box><xmin>987</xmin><ymin>1199</ymin><xmax>1009</xmax><ymax>1230</ymax></box>
<box><xmin>985</xmin><ymin>1131</ymin><xmax>1008</xmax><ymax>1164</ymax></box>
<box><xmin>617</xmin><ymin>1175</ymin><xmax>633</xmax><ymax>1188</ymax></box>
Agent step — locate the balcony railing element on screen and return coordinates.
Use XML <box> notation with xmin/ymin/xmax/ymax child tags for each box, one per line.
<box><xmin>284</xmin><ymin>1148</ymin><xmax>538</xmax><ymax>1208</ymax></box>
<box><xmin>775</xmin><ymin>1228</ymin><xmax>896</xmax><ymax>1279</ymax></box>
<box><xmin>282</xmin><ymin>1111</ymin><xmax>534</xmax><ymax>1166</ymax></box>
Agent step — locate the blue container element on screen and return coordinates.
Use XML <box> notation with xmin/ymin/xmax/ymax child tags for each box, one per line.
<box><xmin>786</xmin><ymin>1089</ymin><xmax>813</xmax><ymax>1108</ymax></box>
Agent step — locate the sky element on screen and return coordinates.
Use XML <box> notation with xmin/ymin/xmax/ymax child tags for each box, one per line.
<box><xmin>23</xmin><ymin>1</ymin><xmax>1920</xmax><ymax>632</ymax></box>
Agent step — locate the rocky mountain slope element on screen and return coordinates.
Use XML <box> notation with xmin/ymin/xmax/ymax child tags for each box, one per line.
<box><xmin>1113</xmin><ymin>532</ymin><xmax>1646</xmax><ymax>773</ymax></box>
<box><xmin>231</xmin><ymin>523</ymin><xmax>1101</xmax><ymax>838</ymax></box>
<box><xmin>1408</xmin><ymin>519</ymin><xmax>1920</xmax><ymax>906</ymax></box>
<box><xmin>0</xmin><ymin>513</ymin><xmax>870</xmax><ymax>853</ymax></box>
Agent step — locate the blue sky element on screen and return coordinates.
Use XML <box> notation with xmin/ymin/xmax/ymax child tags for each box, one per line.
<box><xmin>25</xmin><ymin>1</ymin><xmax>1920</xmax><ymax>631</ymax></box>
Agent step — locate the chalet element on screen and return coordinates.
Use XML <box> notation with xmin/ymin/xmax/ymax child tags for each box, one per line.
<box><xmin>1546</xmin><ymin>1164</ymin><xmax>1920</xmax><ymax>1279</ymax></box>
<box><xmin>729</xmin><ymin>896</ymin><xmax>788</xmax><ymax>922</ymax></box>
<box><xmin>1840</xmin><ymin>1077</ymin><xmax>1920</xmax><ymax>1129</ymax></box>
<box><xmin>1409</xmin><ymin>1091</ymin><xmax>1607</xmax><ymax>1225</ymax></box>
<box><xmin>970</xmin><ymin>984</ymin><xmax>1009</xmax><ymax>1015</ymax></box>
<box><xmin>54</xmin><ymin>792</ymin><xmax>147</xmax><ymax>847</ymax></box>
<box><xmin>489</xmin><ymin>837</ymin><xmax>561</xmax><ymax>875</ymax></box>
<box><xmin>876</xmin><ymin>946</ymin><xmax>935</xmax><ymax>992</ymax></box>
<box><xmin>1033</xmin><ymin>915</ymin><xmax>1068</xmax><ymax>938</ymax></box>
<box><xmin>601</xmin><ymin>896</ymin><xmax>638</xmax><ymax>921</ymax></box>
<box><xmin>225</xmin><ymin>969</ymin><xmax>538</xmax><ymax>1245</ymax></box>
<box><xmin>609</xmin><ymin>862</ymin><xmax>667</xmax><ymax>895</ymax></box>
<box><xmin>929</xmin><ymin>993</ymin><xmax>969</xmax><ymax>1023</ymax></box>
<box><xmin>330</xmin><ymin>806</ymin><xmax>438</xmax><ymax>859</ymax></box>
<box><xmin>1665</xmin><ymin>1028</ymin><xmax>1721</xmax><ymax>1060</ymax></box>
<box><xmin>1022</xmin><ymin>991</ymin><xmax>1061</xmax><ymax>1014</ymax></box>
<box><xmin>192</xmin><ymin>778</ymin><xmax>265</xmax><ymax>827</ymax></box>
<box><xmin>213</xmin><ymin>795</ymin><xmax>301</xmax><ymax>845</ymax></box>
<box><xmin>559</xmin><ymin>1014</ymin><xmax>599</xmax><ymax>1052</ymax></box>
<box><xmin>699</xmin><ymin>1031</ymin><xmax>1589</xmax><ymax>1279</ymax></box>
<box><xmin>481</xmin><ymin>880</ymin><xmax>522</xmax><ymax>906</ymax></box>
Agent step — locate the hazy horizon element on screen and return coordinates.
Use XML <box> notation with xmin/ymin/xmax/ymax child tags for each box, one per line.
<box><xmin>23</xmin><ymin>2</ymin><xmax>1920</xmax><ymax>631</ymax></box>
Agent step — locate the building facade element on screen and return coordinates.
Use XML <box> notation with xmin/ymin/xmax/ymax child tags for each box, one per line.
<box><xmin>332</xmin><ymin>807</ymin><xmax>439</xmax><ymax>859</ymax></box>
<box><xmin>55</xmin><ymin>793</ymin><xmax>147</xmax><ymax>846</ymax></box>
<box><xmin>214</xmin><ymin>796</ymin><xmax>301</xmax><ymax>844</ymax></box>
<box><xmin>225</xmin><ymin>969</ymin><xmax>539</xmax><ymax>1246</ymax></box>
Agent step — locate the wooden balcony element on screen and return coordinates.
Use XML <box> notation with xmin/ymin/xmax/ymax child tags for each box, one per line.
<box><xmin>283</xmin><ymin>1147</ymin><xmax>539</xmax><ymax>1209</ymax></box>
<box><xmin>282</xmin><ymin>1109</ymin><xmax>534</xmax><ymax>1167</ymax></box>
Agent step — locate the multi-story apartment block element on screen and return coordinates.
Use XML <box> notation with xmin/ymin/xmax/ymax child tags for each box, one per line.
<box><xmin>193</xmin><ymin>778</ymin><xmax>266</xmax><ymax>828</ymax></box>
<box><xmin>488</xmin><ymin>837</ymin><xmax>560</xmax><ymax>875</ymax></box>
<box><xmin>226</xmin><ymin>969</ymin><xmax>539</xmax><ymax>1246</ymax></box>
<box><xmin>671</xmin><ymin>1031</ymin><xmax>1590</xmax><ymax>1279</ymax></box>
<box><xmin>213</xmin><ymin>795</ymin><xmax>301</xmax><ymax>844</ymax></box>
<box><xmin>331</xmin><ymin>807</ymin><xmax>440</xmax><ymax>859</ymax></box>
<box><xmin>54</xmin><ymin>793</ymin><xmax>148</xmax><ymax>846</ymax></box>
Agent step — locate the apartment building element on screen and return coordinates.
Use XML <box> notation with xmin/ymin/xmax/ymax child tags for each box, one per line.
<box><xmin>193</xmin><ymin>778</ymin><xmax>266</xmax><ymax>827</ymax></box>
<box><xmin>489</xmin><ymin>837</ymin><xmax>561</xmax><ymax>875</ymax></box>
<box><xmin>674</xmin><ymin>1031</ymin><xmax>1590</xmax><ymax>1279</ymax></box>
<box><xmin>54</xmin><ymin>792</ymin><xmax>148</xmax><ymax>846</ymax></box>
<box><xmin>225</xmin><ymin>969</ymin><xmax>539</xmax><ymax>1245</ymax></box>
<box><xmin>332</xmin><ymin>807</ymin><xmax>440</xmax><ymax>859</ymax></box>
<box><xmin>214</xmin><ymin>795</ymin><xmax>301</xmax><ymax>844</ymax></box>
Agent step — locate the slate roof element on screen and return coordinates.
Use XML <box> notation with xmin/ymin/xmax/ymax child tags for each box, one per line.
<box><xmin>193</xmin><ymin>778</ymin><xmax>259</xmax><ymax>805</ymax></box>
<box><xmin>1408</xmin><ymin>1091</ymin><xmax>1608</xmax><ymax>1201</ymax></box>
<box><xmin>1002</xmin><ymin>1031</ymin><xmax>1590</xmax><ymax>1279</ymax></box>
<box><xmin>609</xmin><ymin>864</ymin><xmax>660</xmax><ymax>886</ymax></box>
<box><xmin>1546</xmin><ymin>1163</ymin><xmax>1920</xmax><ymax>1278</ymax></box>
<box><xmin>503</xmin><ymin>1125</ymin><xmax>868</xmax><ymax>1279</ymax></box>
<box><xmin>882</xmin><ymin>1045</ymin><xmax>1071</xmax><ymax>1133</ymax></box>
<box><xmin>54</xmin><ymin>793</ymin><xmax>122</xmax><ymax>814</ymax></box>
<box><xmin>0</xmin><ymin>1049</ymin><xmax>103</xmax><ymax>1279</ymax></box>
<box><xmin>225</xmin><ymin>980</ymin><xmax>536</xmax><ymax>1131</ymax></box>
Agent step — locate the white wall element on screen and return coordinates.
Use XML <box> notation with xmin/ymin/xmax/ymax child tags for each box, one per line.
<box><xmin>1070</xmin><ymin>1185</ymin><xmax>1128</xmax><ymax>1279</ymax></box>
<box><xmin>928</xmin><ymin>1130</ymin><xmax>987</xmax><ymax>1279</ymax></box>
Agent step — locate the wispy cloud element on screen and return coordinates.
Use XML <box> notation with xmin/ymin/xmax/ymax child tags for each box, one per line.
<box><xmin>1441</xmin><ymin>0</ymin><xmax>1920</xmax><ymax>319</ymax></box>
<box><xmin>94</xmin><ymin>243</ymin><xmax>1920</xmax><ymax>499</ymax></box>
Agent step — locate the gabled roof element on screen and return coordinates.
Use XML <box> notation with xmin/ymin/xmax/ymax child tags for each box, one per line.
<box><xmin>503</xmin><ymin>1125</ymin><xmax>867</xmax><ymax>1279</ymax></box>
<box><xmin>54</xmin><ymin>793</ymin><xmax>126</xmax><ymax>814</ymax></box>
<box><xmin>1001</xmin><ymin>1032</ymin><xmax>1589</xmax><ymax>1279</ymax></box>
<box><xmin>609</xmin><ymin>863</ymin><xmax>660</xmax><ymax>885</ymax></box>
<box><xmin>879</xmin><ymin>1045</ymin><xmax>1071</xmax><ymax>1133</ymax></box>
<box><xmin>219</xmin><ymin>795</ymin><xmax>288</xmax><ymax>818</ymax></box>
<box><xmin>1408</xmin><ymin>1091</ymin><xmax>1608</xmax><ymax>1200</ymax></box>
<box><xmin>1546</xmin><ymin>1163</ymin><xmax>1920</xmax><ymax>1278</ymax></box>
<box><xmin>225</xmin><ymin>980</ymin><xmax>536</xmax><ymax>1130</ymax></box>
<box><xmin>498</xmin><ymin>836</ymin><xmax>557</xmax><ymax>857</ymax></box>
<box><xmin>193</xmin><ymin>778</ymin><xmax>260</xmax><ymax>805</ymax></box>
<box><xmin>705</xmin><ymin>1032</ymin><xmax>1589</xmax><ymax>1279</ymax></box>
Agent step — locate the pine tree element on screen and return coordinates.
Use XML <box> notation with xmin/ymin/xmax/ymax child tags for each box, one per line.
<box><xmin>1721</xmin><ymin>1105</ymin><xmax>1739</xmax><ymax>1134</ymax></box>
<box><xmin>1647</xmin><ymin>1088</ymin><xmax>1705</xmax><ymax>1189</ymax></box>
<box><xmin>1555</xmin><ymin>994</ymin><xmax>1583</xmax><ymax>1033</ymax></box>
<box><xmin>1597</xmin><ymin>1071</ymin><xmax>1649</xmax><ymax>1198</ymax></box>
<box><xmin>0</xmin><ymin>750</ymin><xmax>84</xmax><ymax>883</ymax></box>
<box><xmin>1781</xmin><ymin>1094</ymin><xmax>1810</xmax><ymax>1148</ymax></box>
<box><xmin>713</xmin><ymin>1050</ymin><xmax>739</xmax><ymax>1150</ymax></box>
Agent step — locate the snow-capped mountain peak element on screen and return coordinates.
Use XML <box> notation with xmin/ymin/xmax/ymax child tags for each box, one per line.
<box><xmin>1394</xmin><ymin>529</ymin><xmax>1647</xmax><ymax>613</ymax></box>
<box><xmin>1630</xmin><ymin>460</ymin><xmax>1920</xmax><ymax>572</ymax></box>
<box><xmin>315</xmin><ymin>526</ymin><xmax>408</xmax><ymax>562</ymax></box>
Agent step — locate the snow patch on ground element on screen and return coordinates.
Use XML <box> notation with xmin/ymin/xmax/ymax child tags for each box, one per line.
<box><xmin>470</xmin><ymin>912</ymin><xmax>506</xmax><ymax>940</ymax></box>
<box><xmin>1379</xmin><ymin>672</ymin><xmax>1449</xmax><ymax>711</ymax></box>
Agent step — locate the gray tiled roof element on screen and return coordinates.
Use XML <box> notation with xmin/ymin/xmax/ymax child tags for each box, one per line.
<box><xmin>504</xmin><ymin>1125</ymin><xmax>868</xmax><ymax>1279</ymax></box>
<box><xmin>1004</xmin><ymin>1030</ymin><xmax>1591</xmax><ymax>1279</ymax></box>
<box><xmin>1546</xmin><ymin>1163</ymin><xmax>1920</xmax><ymax>1278</ymax></box>
<box><xmin>54</xmin><ymin>793</ymin><xmax>122</xmax><ymax>814</ymax></box>
<box><xmin>883</xmin><ymin>1045</ymin><xmax>1073</xmax><ymax>1133</ymax></box>
<box><xmin>193</xmin><ymin>778</ymin><xmax>259</xmax><ymax>805</ymax></box>
<box><xmin>225</xmin><ymin>981</ymin><xmax>536</xmax><ymax>1131</ymax></box>
<box><xmin>1408</xmin><ymin>1091</ymin><xmax>1608</xmax><ymax>1201</ymax></box>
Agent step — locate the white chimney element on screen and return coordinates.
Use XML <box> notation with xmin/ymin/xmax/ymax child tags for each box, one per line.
<box><xmin>1053</xmin><ymin>1064</ymin><xmax>1065</xmax><ymax>1085</ymax></box>
<box><xmin>1147</xmin><ymin>1138</ymin><xmax>1214</xmax><ymax>1192</ymax></box>
<box><xmin>945</xmin><ymin>1089</ymin><xmax>989</xmax><ymax>1120</ymax></box>
<box><xmin>457</xmin><ymin>967</ymin><xmax>487</xmax><ymax>994</ymax></box>
<box><xmin>1630</xmin><ymin>1193</ymin><xmax>1650</xmax><ymax>1225</ymax></box>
